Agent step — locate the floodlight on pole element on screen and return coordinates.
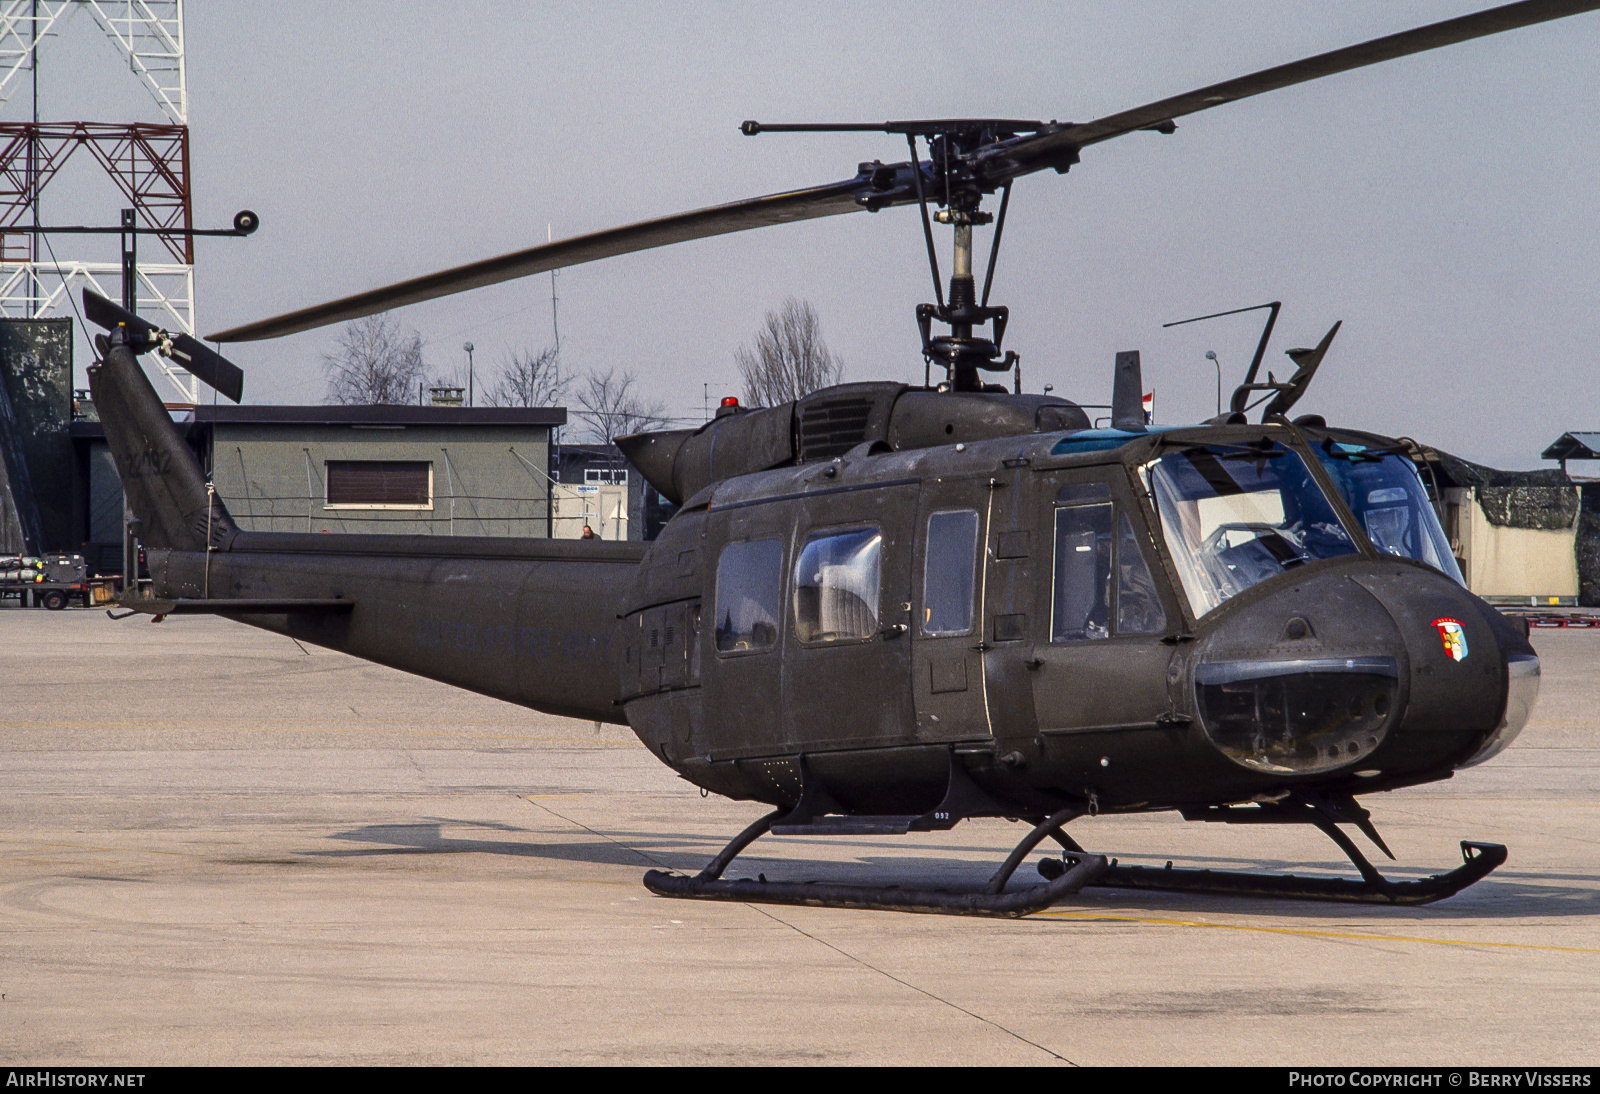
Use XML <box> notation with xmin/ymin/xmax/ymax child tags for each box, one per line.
<box><xmin>464</xmin><ymin>342</ymin><xmax>475</xmax><ymax>407</ymax></box>
<box><xmin>1204</xmin><ymin>350</ymin><xmax>1222</xmax><ymax>415</ymax></box>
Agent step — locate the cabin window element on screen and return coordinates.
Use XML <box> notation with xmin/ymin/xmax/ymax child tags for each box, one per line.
<box><xmin>714</xmin><ymin>539</ymin><xmax>784</xmax><ymax>654</ymax></box>
<box><xmin>923</xmin><ymin>509</ymin><xmax>979</xmax><ymax>636</ymax></box>
<box><xmin>325</xmin><ymin>460</ymin><xmax>432</xmax><ymax>509</ymax></box>
<box><xmin>1052</xmin><ymin>502</ymin><xmax>1168</xmax><ymax>641</ymax></box>
<box><xmin>793</xmin><ymin>527</ymin><xmax>882</xmax><ymax>643</ymax></box>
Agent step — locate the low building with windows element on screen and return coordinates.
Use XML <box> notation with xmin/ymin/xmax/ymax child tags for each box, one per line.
<box><xmin>554</xmin><ymin>441</ymin><xmax>676</xmax><ymax>541</ymax></box>
<box><xmin>72</xmin><ymin>404</ymin><xmax>563</xmax><ymax>570</ymax></box>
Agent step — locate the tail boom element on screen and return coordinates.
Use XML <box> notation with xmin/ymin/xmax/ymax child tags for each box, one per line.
<box><xmin>90</xmin><ymin>326</ymin><xmax>638</xmax><ymax>723</ymax></box>
<box><xmin>150</xmin><ymin>537</ymin><xmax>640</xmax><ymax>723</ymax></box>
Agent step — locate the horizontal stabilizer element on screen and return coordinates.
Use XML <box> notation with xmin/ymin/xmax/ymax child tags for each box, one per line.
<box><xmin>84</xmin><ymin>290</ymin><xmax>244</xmax><ymax>403</ymax></box>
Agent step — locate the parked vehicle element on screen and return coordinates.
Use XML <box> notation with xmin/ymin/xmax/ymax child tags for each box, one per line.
<box><xmin>0</xmin><ymin>553</ymin><xmax>112</xmax><ymax>609</ymax></box>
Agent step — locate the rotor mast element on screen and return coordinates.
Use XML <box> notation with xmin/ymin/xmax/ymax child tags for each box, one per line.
<box><xmin>927</xmin><ymin>199</ymin><xmax>1009</xmax><ymax>392</ymax></box>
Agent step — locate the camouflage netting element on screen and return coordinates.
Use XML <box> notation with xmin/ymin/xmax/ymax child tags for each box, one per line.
<box><xmin>1580</xmin><ymin>486</ymin><xmax>1600</xmax><ymax>607</ymax></box>
<box><xmin>1429</xmin><ymin>451</ymin><xmax>1578</xmax><ymax>531</ymax></box>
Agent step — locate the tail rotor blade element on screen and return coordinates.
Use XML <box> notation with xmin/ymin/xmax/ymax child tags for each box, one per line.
<box><xmin>82</xmin><ymin>290</ymin><xmax>244</xmax><ymax>403</ymax></box>
<box><xmin>81</xmin><ymin>288</ymin><xmax>130</xmax><ymax>334</ymax></box>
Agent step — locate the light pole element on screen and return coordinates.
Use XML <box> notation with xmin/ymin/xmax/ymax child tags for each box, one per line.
<box><xmin>1204</xmin><ymin>350</ymin><xmax>1222</xmax><ymax>415</ymax></box>
<box><xmin>464</xmin><ymin>342</ymin><xmax>475</xmax><ymax>407</ymax></box>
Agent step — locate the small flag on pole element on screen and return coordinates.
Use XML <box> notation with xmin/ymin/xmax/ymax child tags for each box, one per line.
<box><xmin>1142</xmin><ymin>390</ymin><xmax>1154</xmax><ymax>424</ymax></box>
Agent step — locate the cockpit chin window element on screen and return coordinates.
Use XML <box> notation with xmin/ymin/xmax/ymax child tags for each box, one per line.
<box><xmin>1145</xmin><ymin>443</ymin><xmax>1357</xmax><ymax>618</ymax></box>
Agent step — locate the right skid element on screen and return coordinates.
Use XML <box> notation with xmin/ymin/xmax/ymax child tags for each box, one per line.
<box><xmin>1041</xmin><ymin>840</ymin><xmax>1506</xmax><ymax>906</ymax></box>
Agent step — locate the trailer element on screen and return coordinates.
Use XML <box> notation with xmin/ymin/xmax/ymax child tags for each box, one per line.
<box><xmin>0</xmin><ymin>553</ymin><xmax>113</xmax><ymax>609</ymax></box>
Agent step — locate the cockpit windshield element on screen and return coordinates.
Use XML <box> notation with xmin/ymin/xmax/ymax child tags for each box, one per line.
<box><xmin>1311</xmin><ymin>440</ymin><xmax>1464</xmax><ymax>585</ymax></box>
<box><xmin>1145</xmin><ymin>443</ymin><xmax>1357</xmax><ymax>618</ymax></box>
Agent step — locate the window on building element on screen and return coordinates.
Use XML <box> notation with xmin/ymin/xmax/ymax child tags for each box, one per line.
<box><xmin>325</xmin><ymin>461</ymin><xmax>433</xmax><ymax>509</ymax></box>
<box><xmin>923</xmin><ymin>509</ymin><xmax>979</xmax><ymax>636</ymax></box>
<box><xmin>714</xmin><ymin>539</ymin><xmax>784</xmax><ymax>654</ymax></box>
<box><xmin>794</xmin><ymin>528</ymin><xmax>882</xmax><ymax>643</ymax></box>
<box><xmin>584</xmin><ymin>468</ymin><xmax>627</xmax><ymax>485</ymax></box>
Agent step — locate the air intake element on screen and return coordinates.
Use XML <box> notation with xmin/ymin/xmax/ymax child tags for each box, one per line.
<box><xmin>798</xmin><ymin>396</ymin><xmax>876</xmax><ymax>461</ymax></box>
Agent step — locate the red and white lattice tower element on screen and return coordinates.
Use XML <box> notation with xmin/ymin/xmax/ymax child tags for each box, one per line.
<box><xmin>0</xmin><ymin>1</ymin><xmax>197</xmax><ymax>403</ymax></box>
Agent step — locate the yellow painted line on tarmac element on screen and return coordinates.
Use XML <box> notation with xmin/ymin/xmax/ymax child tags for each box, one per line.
<box><xmin>1036</xmin><ymin>909</ymin><xmax>1600</xmax><ymax>954</ymax></box>
<box><xmin>1405</xmin><ymin>797</ymin><xmax>1600</xmax><ymax>806</ymax></box>
<box><xmin>0</xmin><ymin>720</ymin><xmax>640</xmax><ymax>746</ymax></box>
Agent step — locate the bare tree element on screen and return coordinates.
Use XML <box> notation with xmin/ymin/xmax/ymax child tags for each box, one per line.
<box><xmin>574</xmin><ymin>368</ymin><xmax>668</xmax><ymax>442</ymax></box>
<box><xmin>322</xmin><ymin>314</ymin><xmax>428</xmax><ymax>405</ymax></box>
<box><xmin>485</xmin><ymin>344</ymin><xmax>567</xmax><ymax>408</ymax></box>
<box><xmin>734</xmin><ymin>297</ymin><xmax>844</xmax><ymax>407</ymax></box>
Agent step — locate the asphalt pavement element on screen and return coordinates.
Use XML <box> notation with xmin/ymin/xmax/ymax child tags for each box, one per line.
<box><xmin>1</xmin><ymin>607</ymin><xmax>1595</xmax><ymax>1065</ymax></box>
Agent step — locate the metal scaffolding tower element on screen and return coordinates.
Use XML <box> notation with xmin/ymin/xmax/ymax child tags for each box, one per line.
<box><xmin>0</xmin><ymin>1</ymin><xmax>197</xmax><ymax>403</ymax></box>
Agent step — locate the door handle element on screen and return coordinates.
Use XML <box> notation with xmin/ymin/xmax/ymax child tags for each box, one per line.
<box><xmin>879</xmin><ymin>623</ymin><xmax>908</xmax><ymax>638</ymax></box>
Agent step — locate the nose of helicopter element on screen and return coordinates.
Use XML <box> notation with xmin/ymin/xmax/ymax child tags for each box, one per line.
<box><xmin>1190</xmin><ymin>562</ymin><xmax>1539</xmax><ymax>779</ymax></box>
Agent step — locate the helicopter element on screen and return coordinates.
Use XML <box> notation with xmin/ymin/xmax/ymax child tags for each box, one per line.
<box><xmin>82</xmin><ymin>0</ymin><xmax>1588</xmax><ymax>916</ymax></box>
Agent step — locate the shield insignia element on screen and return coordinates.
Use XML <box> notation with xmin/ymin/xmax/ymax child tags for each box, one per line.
<box><xmin>1432</xmin><ymin>617</ymin><xmax>1469</xmax><ymax>662</ymax></box>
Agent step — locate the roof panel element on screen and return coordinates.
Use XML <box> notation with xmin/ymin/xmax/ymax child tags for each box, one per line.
<box><xmin>189</xmin><ymin>404</ymin><xmax>566</xmax><ymax>427</ymax></box>
<box><xmin>1540</xmin><ymin>432</ymin><xmax>1600</xmax><ymax>461</ymax></box>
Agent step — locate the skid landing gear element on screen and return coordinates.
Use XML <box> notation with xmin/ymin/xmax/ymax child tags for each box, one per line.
<box><xmin>643</xmin><ymin>805</ymin><xmax>1109</xmax><ymax>918</ymax></box>
<box><xmin>1038</xmin><ymin>793</ymin><xmax>1507</xmax><ymax>906</ymax></box>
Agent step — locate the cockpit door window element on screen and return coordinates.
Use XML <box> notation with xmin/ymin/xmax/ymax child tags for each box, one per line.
<box><xmin>1116</xmin><ymin>512</ymin><xmax>1168</xmax><ymax>635</ymax></box>
<box><xmin>1052</xmin><ymin>502</ymin><xmax>1168</xmax><ymax>642</ymax></box>
<box><xmin>1052</xmin><ymin>502</ymin><xmax>1113</xmax><ymax>641</ymax></box>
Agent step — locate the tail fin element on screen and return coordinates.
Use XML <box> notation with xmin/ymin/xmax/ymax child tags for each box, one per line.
<box><xmin>87</xmin><ymin>332</ymin><xmax>237</xmax><ymax>552</ymax></box>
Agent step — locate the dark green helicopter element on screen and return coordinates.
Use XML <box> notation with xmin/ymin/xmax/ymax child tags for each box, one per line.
<box><xmin>86</xmin><ymin>0</ymin><xmax>1586</xmax><ymax>916</ymax></box>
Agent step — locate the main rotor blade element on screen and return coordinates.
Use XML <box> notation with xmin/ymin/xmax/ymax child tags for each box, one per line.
<box><xmin>207</xmin><ymin>0</ymin><xmax>1598</xmax><ymax>344</ymax></box>
<box><xmin>207</xmin><ymin>179</ymin><xmax>869</xmax><ymax>342</ymax></box>
<box><xmin>986</xmin><ymin>0</ymin><xmax>1600</xmax><ymax>180</ymax></box>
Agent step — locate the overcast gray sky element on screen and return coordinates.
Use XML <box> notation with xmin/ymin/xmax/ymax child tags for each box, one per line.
<box><xmin>23</xmin><ymin>1</ymin><xmax>1600</xmax><ymax>469</ymax></box>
